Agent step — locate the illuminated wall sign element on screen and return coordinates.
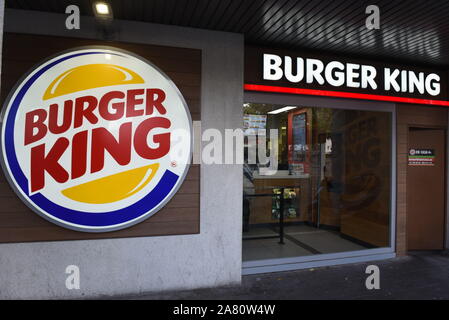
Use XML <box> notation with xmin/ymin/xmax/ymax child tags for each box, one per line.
<box><xmin>1</xmin><ymin>47</ymin><xmax>192</xmax><ymax>232</ymax></box>
<box><xmin>263</xmin><ymin>54</ymin><xmax>440</xmax><ymax>96</ymax></box>
<box><xmin>245</xmin><ymin>47</ymin><xmax>449</xmax><ymax>105</ymax></box>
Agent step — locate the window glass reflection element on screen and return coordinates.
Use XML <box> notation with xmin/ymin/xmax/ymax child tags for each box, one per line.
<box><xmin>242</xmin><ymin>103</ymin><xmax>391</xmax><ymax>261</ymax></box>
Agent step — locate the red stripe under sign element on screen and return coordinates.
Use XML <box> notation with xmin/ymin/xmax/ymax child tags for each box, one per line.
<box><xmin>244</xmin><ymin>84</ymin><xmax>449</xmax><ymax>107</ymax></box>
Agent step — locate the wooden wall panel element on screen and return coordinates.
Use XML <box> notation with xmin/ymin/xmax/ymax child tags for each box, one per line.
<box><xmin>396</xmin><ymin>104</ymin><xmax>447</xmax><ymax>255</ymax></box>
<box><xmin>0</xmin><ymin>33</ymin><xmax>201</xmax><ymax>243</ymax></box>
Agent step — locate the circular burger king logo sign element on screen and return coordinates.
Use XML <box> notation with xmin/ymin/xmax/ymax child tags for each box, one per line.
<box><xmin>1</xmin><ymin>47</ymin><xmax>192</xmax><ymax>232</ymax></box>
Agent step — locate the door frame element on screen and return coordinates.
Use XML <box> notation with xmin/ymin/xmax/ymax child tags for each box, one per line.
<box><xmin>242</xmin><ymin>92</ymin><xmax>397</xmax><ymax>275</ymax></box>
<box><xmin>406</xmin><ymin>124</ymin><xmax>447</xmax><ymax>252</ymax></box>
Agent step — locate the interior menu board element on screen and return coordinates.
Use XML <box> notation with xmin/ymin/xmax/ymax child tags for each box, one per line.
<box><xmin>408</xmin><ymin>149</ymin><xmax>435</xmax><ymax>166</ymax></box>
<box><xmin>243</xmin><ymin>114</ymin><xmax>266</xmax><ymax>135</ymax></box>
<box><xmin>292</xmin><ymin>113</ymin><xmax>307</xmax><ymax>162</ymax></box>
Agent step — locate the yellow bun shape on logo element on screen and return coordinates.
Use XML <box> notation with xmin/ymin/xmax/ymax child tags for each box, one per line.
<box><xmin>62</xmin><ymin>164</ymin><xmax>160</xmax><ymax>204</ymax></box>
<box><xmin>43</xmin><ymin>64</ymin><xmax>145</xmax><ymax>100</ymax></box>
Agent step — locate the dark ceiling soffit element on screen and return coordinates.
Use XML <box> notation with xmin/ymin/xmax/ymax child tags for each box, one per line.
<box><xmin>4</xmin><ymin>0</ymin><xmax>449</xmax><ymax>68</ymax></box>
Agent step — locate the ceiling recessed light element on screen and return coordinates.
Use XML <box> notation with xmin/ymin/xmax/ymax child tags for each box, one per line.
<box><xmin>96</xmin><ymin>3</ymin><xmax>109</xmax><ymax>14</ymax></box>
<box><xmin>267</xmin><ymin>106</ymin><xmax>297</xmax><ymax>114</ymax></box>
<box><xmin>94</xmin><ymin>2</ymin><xmax>113</xmax><ymax>18</ymax></box>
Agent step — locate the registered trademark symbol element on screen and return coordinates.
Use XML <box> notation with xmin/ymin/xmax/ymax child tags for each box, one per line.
<box><xmin>171</xmin><ymin>161</ymin><xmax>177</xmax><ymax>167</ymax></box>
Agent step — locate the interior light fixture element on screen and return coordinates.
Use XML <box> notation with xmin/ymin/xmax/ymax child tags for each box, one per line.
<box><xmin>267</xmin><ymin>106</ymin><xmax>297</xmax><ymax>114</ymax></box>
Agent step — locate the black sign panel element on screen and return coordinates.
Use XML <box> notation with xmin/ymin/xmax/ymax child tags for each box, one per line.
<box><xmin>245</xmin><ymin>46</ymin><xmax>449</xmax><ymax>102</ymax></box>
<box><xmin>408</xmin><ymin>149</ymin><xmax>435</xmax><ymax>166</ymax></box>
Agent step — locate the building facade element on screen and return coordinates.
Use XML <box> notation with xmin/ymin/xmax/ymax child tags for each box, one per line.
<box><xmin>0</xmin><ymin>2</ymin><xmax>448</xmax><ymax>299</ymax></box>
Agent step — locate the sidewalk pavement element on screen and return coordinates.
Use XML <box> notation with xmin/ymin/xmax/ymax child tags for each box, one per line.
<box><xmin>125</xmin><ymin>251</ymin><xmax>449</xmax><ymax>300</ymax></box>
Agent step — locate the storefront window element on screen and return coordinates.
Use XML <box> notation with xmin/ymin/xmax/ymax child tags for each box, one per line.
<box><xmin>243</xmin><ymin>103</ymin><xmax>392</xmax><ymax>261</ymax></box>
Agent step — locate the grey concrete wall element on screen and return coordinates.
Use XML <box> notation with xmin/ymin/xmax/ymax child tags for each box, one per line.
<box><xmin>0</xmin><ymin>9</ymin><xmax>243</xmax><ymax>299</ymax></box>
